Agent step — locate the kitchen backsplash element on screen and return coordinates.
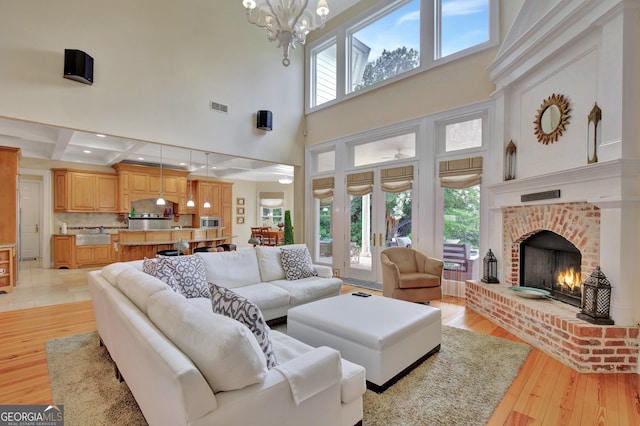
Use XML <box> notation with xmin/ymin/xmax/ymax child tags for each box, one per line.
<box><xmin>54</xmin><ymin>212</ymin><xmax>194</xmax><ymax>233</ymax></box>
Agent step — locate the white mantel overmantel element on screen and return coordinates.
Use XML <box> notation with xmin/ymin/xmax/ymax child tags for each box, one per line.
<box><xmin>489</xmin><ymin>0</ymin><xmax>625</xmax><ymax>88</ymax></box>
<box><xmin>486</xmin><ymin>159</ymin><xmax>640</xmax><ymax>326</ymax></box>
<box><xmin>487</xmin><ymin>159</ymin><xmax>640</xmax><ymax>209</ymax></box>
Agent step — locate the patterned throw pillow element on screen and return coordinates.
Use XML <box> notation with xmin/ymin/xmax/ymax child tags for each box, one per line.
<box><xmin>157</xmin><ymin>254</ymin><xmax>210</xmax><ymax>298</ymax></box>
<box><xmin>280</xmin><ymin>247</ymin><xmax>318</xmax><ymax>280</ymax></box>
<box><xmin>209</xmin><ymin>283</ymin><xmax>277</xmax><ymax>369</ymax></box>
<box><xmin>142</xmin><ymin>257</ymin><xmax>182</xmax><ymax>294</ymax></box>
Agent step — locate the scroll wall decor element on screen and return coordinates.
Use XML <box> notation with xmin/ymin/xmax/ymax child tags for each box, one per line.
<box><xmin>533</xmin><ymin>93</ymin><xmax>571</xmax><ymax>145</ymax></box>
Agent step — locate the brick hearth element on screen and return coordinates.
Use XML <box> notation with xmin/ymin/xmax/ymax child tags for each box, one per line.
<box><xmin>466</xmin><ymin>281</ymin><xmax>639</xmax><ymax>373</ymax></box>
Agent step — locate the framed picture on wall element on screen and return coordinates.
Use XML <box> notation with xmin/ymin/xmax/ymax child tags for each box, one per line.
<box><xmin>237</xmin><ymin>217</ymin><xmax>244</xmax><ymax>224</ymax></box>
<box><xmin>237</xmin><ymin>197</ymin><xmax>245</xmax><ymax>205</ymax></box>
<box><xmin>237</xmin><ymin>207</ymin><xmax>245</xmax><ymax>215</ymax></box>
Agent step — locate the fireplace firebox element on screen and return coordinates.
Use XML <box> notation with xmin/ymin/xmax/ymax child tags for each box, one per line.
<box><xmin>520</xmin><ymin>230</ymin><xmax>582</xmax><ymax>307</ymax></box>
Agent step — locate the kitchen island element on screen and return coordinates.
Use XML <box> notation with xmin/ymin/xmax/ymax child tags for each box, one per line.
<box><xmin>116</xmin><ymin>228</ymin><xmax>233</xmax><ymax>262</ymax></box>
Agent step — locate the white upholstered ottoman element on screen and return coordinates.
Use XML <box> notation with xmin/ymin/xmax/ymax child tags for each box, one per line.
<box><xmin>287</xmin><ymin>293</ymin><xmax>441</xmax><ymax>392</ymax></box>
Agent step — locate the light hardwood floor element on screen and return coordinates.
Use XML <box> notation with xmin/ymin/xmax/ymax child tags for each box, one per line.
<box><xmin>0</xmin><ymin>267</ymin><xmax>638</xmax><ymax>425</ymax></box>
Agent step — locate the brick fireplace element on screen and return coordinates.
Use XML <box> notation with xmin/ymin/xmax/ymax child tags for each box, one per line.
<box><xmin>466</xmin><ymin>200</ymin><xmax>638</xmax><ymax>373</ymax></box>
<box><xmin>467</xmin><ymin>162</ymin><xmax>640</xmax><ymax>373</ymax></box>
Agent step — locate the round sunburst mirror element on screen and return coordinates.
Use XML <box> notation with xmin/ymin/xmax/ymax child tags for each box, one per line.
<box><xmin>533</xmin><ymin>93</ymin><xmax>571</xmax><ymax>145</ymax></box>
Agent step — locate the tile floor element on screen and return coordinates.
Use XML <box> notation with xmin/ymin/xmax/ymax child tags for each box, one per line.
<box><xmin>0</xmin><ymin>260</ymin><xmax>96</xmax><ymax>312</ymax></box>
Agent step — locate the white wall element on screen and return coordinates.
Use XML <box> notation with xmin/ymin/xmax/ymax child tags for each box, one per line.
<box><xmin>0</xmin><ymin>0</ymin><xmax>306</xmax><ymax>168</ymax></box>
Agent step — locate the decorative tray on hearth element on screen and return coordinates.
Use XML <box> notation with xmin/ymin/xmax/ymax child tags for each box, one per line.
<box><xmin>508</xmin><ymin>286</ymin><xmax>551</xmax><ymax>299</ymax></box>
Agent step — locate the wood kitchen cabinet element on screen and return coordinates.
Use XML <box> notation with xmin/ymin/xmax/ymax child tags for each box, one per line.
<box><xmin>53</xmin><ymin>235</ymin><xmax>75</xmax><ymax>269</ymax></box>
<box><xmin>0</xmin><ymin>246</ymin><xmax>16</xmax><ymax>293</ymax></box>
<box><xmin>75</xmin><ymin>244</ymin><xmax>111</xmax><ymax>267</ymax></box>
<box><xmin>191</xmin><ymin>180</ymin><xmax>233</xmax><ymax>234</ymax></box>
<box><xmin>113</xmin><ymin>164</ymin><xmax>189</xmax><ymax>213</ymax></box>
<box><xmin>53</xmin><ymin>169</ymin><xmax>119</xmax><ymax>212</ymax></box>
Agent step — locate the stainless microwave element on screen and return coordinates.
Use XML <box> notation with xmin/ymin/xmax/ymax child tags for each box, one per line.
<box><xmin>200</xmin><ymin>216</ymin><xmax>221</xmax><ymax>228</ymax></box>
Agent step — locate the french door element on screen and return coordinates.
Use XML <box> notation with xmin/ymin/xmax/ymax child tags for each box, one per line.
<box><xmin>345</xmin><ymin>164</ymin><xmax>415</xmax><ymax>283</ymax></box>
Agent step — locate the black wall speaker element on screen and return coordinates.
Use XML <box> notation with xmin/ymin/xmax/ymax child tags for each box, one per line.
<box><xmin>257</xmin><ymin>110</ymin><xmax>273</xmax><ymax>131</ymax></box>
<box><xmin>64</xmin><ymin>49</ymin><xmax>94</xmax><ymax>85</ymax></box>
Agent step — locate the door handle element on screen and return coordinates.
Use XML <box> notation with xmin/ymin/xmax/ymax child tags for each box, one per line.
<box><xmin>379</xmin><ymin>233</ymin><xmax>383</xmax><ymax>247</ymax></box>
<box><xmin>372</xmin><ymin>235</ymin><xmax>375</xmax><ymax>247</ymax></box>
<box><xmin>35</xmin><ymin>224</ymin><xmax>39</xmax><ymax>233</ymax></box>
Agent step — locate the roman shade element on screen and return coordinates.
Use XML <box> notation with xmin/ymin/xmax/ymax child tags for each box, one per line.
<box><xmin>381</xmin><ymin>165</ymin><xmax>413</xmax><ymax>193</ymax></box>
<box><xmin>438</xmin><ymin>157</ymin><xmax>483</xmax><ymax>189</ymax></box>
<box><xmin>346</xmin><ymin>171</ymin><xmax>374</xmax><ymax>196</ymax></box>
<box><xmin>312</xmin><ymin>177</ymin><xmax>334</xmax><ymax>199</ymax></box>
<box><xmin>259</xmin><ymin>191</ymin><xmax>284</xmax><ymax>208</ymax></box>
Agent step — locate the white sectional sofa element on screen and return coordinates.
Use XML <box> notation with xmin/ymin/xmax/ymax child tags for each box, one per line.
<box><xmin>88</xmin><ymin>245</ymin><xmax>366</xmax><ymax>426</ymax></box>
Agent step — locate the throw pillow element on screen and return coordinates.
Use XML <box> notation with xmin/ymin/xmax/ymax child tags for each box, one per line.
<box><xmin>142</xmin><ymin>257</ymin><xmax>181</xmax><ymax>294</ymax></box>
<box><xmin>209</xmin><ymin>283</ymin><xmax>277</xmax><ymax>369</ymax></box>
<box><xmin>157</xmin><ymin>254</ymin><xmax>210</xmax><ymax>298</ymax></box>
<box><xmin>280</xmin><ymin>247</ymin><xmax>317</xmax><ymax>280</ymax></box>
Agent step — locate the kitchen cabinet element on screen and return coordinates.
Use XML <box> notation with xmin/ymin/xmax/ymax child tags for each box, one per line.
<box><xmin>0</xmin><ymin>246</ymin><xmax>16</xmax><ymax>293</ymax></box>
<box><xmin>0</xmin><ymin>147</ymin><xmax>20</xmax><ymax>246</ymax></box>
<box><xmin>191</xmin><ymin>180</ymin><xmax>233</xmax><ymax>235</ymax></box>
<box><xmin>113</xmin><ymin>164</ymin><xmax>189</xmax><ymax>213</ymax></box>
<box><xmin>53</xmin><ymin>235</ymin><xmax>75</xmax><ymax>269</ymax></box>
<box><xmin>53</xmin><ymin>169</ymin><xmax>119</xmax><ymax>212</ymax></box>
<box><xmin>54</xmin><ymin>234</ymin><xmax>117</xmax><ymax>269</ymax></box>
<box><xmin>75</xmin><ymin>244</ymin><xmax>111</xmax><ymax>267</ymax></box>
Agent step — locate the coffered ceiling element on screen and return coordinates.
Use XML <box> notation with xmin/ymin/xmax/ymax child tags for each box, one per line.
<box><xmin>0</xmin><ymin>116</ymin><xmax>294</xmax><ymax>183</ymax></box>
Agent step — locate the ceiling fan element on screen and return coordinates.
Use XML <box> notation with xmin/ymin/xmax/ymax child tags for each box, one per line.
<box><xmin>383</xmin><ymin>148</ymin><xmax>412</xmax><ymax>160</ymax></box>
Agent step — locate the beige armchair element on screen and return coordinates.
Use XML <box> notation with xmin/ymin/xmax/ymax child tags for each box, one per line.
<box><xmin>380</xmin><ymin>247</ymin><xmax>444</xmax><ymax>303</ymax></box>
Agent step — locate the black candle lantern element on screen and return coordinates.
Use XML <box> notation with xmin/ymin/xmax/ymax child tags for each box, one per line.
<box><xmin>577</xmin><ymin>266</ymin><xmax>614</xmax><ymax>325</ymax></box>
<box><xmin>481</xmin><ymin>249</ymin><xmax>499</xmax><ymax>283</ymax></box>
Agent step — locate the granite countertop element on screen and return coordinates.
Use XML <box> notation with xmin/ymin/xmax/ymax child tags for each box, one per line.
<box><xmin>118</xmin><ymin>236</ymin><xmax>234</xmax><ymax>246</ymax></box>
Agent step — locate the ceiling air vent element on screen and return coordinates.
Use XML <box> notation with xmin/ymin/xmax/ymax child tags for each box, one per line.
<box><xmin>210</xmin><ymin>101</ymin><xmax>229</xmax><ymax>114</ymax></box>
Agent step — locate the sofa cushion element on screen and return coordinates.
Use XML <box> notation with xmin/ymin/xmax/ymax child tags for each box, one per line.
<box><xmin>209</xmin><ymin>283</ymin><xmax>277</xmax><ymax>369</ymax></box>
<box><xmin>270</xmin><ymin>276</ymin><xmax>343</xmax><ymax>306</ymax></box>
<box><xmin>280</xmin><ymin>246</ymin><xmax>318</xmax><ymax>280</ymax></box>
<box><xmin>142</xmin><ymin>257</ymin><xmax>182</xmax><ymax>294</ymax></box>
<box><xmin>157</xmin><ymin>254</ymin><xmax>210</xmax><ymax>298</ymax></box>
<box><xmin>255</xmin><ymin>245</ymin><xmax>286</xmax><ymax>281</ymax></box>
<box><xmin>115</xmin><ymin>267</ymin><xmax>172</xmax><ymax>315</ymax></box>
<box><xmin>102</xmin><ymin>262</ymin><xmax>133</xmax><ymax>286</ymax></box>
<box><xmin>147</xmin><ymin>289</ymin><xmax>268</xmax><ymax>393</ymax></box>
<box><xmin>199</xmin><ymin>249</ymin><xmax>262</xmax><ymax>289</ymax></box>
<box><xmin>229</xmin><ymin>283</ymin><xmax>290</xmax><ymax>311</ymax></box>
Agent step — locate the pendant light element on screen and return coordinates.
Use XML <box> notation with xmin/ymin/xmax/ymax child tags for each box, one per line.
<box><xmin>186</xmin><ymin>149</ymin><xmax>195</xmax><ymax>207</ymax></box>
<box><xmin>156</xmin><ymin>145</ymin><xmax>166</xmax><ymax>206</ymax></box>
<box><xmin>203</xmin><ymin>152</ymin><xmax>211</xmax><ymax>209</ymax></box>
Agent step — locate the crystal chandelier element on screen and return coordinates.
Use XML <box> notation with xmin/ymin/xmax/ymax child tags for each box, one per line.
<box><xmin>242</xmin><ymin>0</ymin><xmax>330</xmax><ymax>67</ymax></box>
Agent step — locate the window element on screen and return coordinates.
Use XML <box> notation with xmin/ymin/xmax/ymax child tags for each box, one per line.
<box><xmin>259</xmin><ymin>192</ymin><xmax>284</xmax><ymax>226</ymax></box>
<box><xmin>348</xmin><ymin>0</ymin><xmax>420</xmax><ymax>93</ymax></box>
<box><xmin>310</xmin><ymin>39</ymin><xmax>337</xmax><ymax>108</ymax></box>
<box><xmin>438</xmin><ymin>0</ymin><xmax>490</xmax><ymax>58</ymax></box>
<box><xmin>312</xmin><ymin>149</ymin><xmax>336</xmax><ymax>173</ymax></box>
<box><xmin>445</xmin><ymin>118</ymin><xmax>482</xmax><ymax>152</ymax></box>
<box><xmin>353</xmin><ymin>133</ymin><xmax>416</xmax><ymax>167</ymax></box>
<box><xmin>261</xmin><ymin>207</ymin><xmax>283</xmax><ymax>227</ymax></box>
<box><xmin>306</xmin><ymin>0</ymin><xmax>496</xmax><ymax>112</ymax></box>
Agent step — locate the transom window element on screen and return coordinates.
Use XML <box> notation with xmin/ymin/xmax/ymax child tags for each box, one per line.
<box><xmin>307</xmin><ymin>0</ymin><xmax>496</xmax><ymax>112</ymax></box>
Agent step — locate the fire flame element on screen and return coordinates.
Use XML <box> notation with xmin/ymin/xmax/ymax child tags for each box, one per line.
<box><xmin>557</xmin><ymin>267</ymin><xmax>581</xmax><ymax>290</ymax></box>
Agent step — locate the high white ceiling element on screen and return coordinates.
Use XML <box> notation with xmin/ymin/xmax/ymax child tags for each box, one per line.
<box><xmin>0</xmin><ymin>1</ymin><xmax>360</xmax><ymax>183</ymax></box>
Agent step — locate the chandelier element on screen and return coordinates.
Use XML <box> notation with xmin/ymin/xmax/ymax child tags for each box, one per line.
<box><xmin>242</xmin><ymin>0</ymin><xmax>330</xmax><ymax>67</ymax></box>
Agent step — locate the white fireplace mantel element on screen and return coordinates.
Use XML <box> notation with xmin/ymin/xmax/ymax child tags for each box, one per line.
<box><xmin>487</xmin><ymin>158</ymin><xmax>640</xmax><ymax>210</ymax></box>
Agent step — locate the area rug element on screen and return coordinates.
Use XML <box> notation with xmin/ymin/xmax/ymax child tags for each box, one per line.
<box><xmin>46</xmin><ymin>327</ymin><xmax>530</xmax><ymax>425</ymax></box>
<box><xmin>342</xmin><ymin>277</ymin><xmax>383</xmax><ymax>291</ymax></box>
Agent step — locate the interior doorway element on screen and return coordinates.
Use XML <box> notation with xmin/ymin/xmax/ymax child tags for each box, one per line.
<box><xmin>19</xmin><ymin>179</ymin><xmax>42</xmax><ymax>261</ymax></box>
